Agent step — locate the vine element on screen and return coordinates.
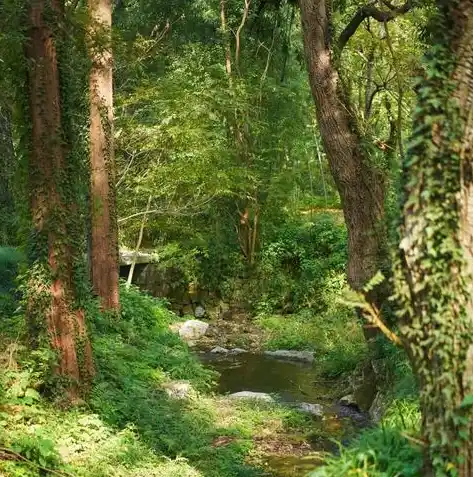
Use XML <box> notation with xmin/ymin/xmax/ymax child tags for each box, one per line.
<box><xmin>393</xmin><ymin>2</ymin><xmax>473</xmax><ymax>474</ymax></box>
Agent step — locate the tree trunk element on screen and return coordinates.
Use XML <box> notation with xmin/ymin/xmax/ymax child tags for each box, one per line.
<box><xmin>395</xmin><ymin>1</ymin><xmax>473</xmax><ymax>474</ymax></box>
<box><xmin>298</xmin><ymin>1</ymin><xmax>387</xmax><ymax>325</ymax></box>
<box><xmin>88</xmin><ymin>0</ymin><xmax>119</xmax><ymax>310</ymax></box>
<box><xmin>127</xmin><ymin>195</ymin><xmax>152</xmax><ymax>288</ymax></box>
<box><xmin>25</xmin><ymin>0</ymin><xmax>93</xmax><ymax>400</ymax></box>
<box><xmin>0</xmin><ymin>105</ymin><xmax>15</xmax><ymax>245</ymax></box>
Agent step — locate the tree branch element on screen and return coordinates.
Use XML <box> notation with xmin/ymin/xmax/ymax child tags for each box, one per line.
<box><xmin>235</xmin><ymin>0</ymin><xmax>251</xmax><ymax>72</ymax></box>
<box><xmin>338</xmin><ymin>1</ymin><xmax>413</xmax><ymax>52</ymax></box>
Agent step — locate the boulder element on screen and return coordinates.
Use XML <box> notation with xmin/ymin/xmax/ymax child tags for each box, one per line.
<box><xmin>178</xmin><ymin>320</ymin><xmax>209</xmax><ymax>341</ymax></box>
<box><xmin>297</xmin><ymin>402</ymin><xmax>324</xmax><ymax>417</ymax></box>
<box><xmin>369</xmin><ymin>392</ymin><xmax>384</xmax><ymax>423</ymax></box>
<box><xmin>163</xmin><ymin>381</ymin><xmax>194</xmax><ymax>400</ymax></box>
<box><xmin>264</xmin><ymin>350</ymin><xmax>314</xmax><ymax>363</ymax></box>
<box><xmin>210</xmin><ymin>346</ymin><xmax>229</xmax><ymax>354</ymax></box>
<box><xmin>229</xmin><ymin>391</ymin><xmax>274</xmax><ymax>402</ymax></box>
<box><xmin>218</xmin><ymin>301</ymin><xmax>232</xmax><ymax>320</ymax></box>
<box><xmin>228</xmin><ymin>348</ymin><xmax>247</xmax><ymax>355</ymax></box>
<box><xmin>194</xmin><ymin>305</ymin><xmax>206</xmax><ymax>318</ymax></box>
<box><xmin>339</xmin><ymin>394</ymin><xmax>359</xmax><ymax>408</ymax></box>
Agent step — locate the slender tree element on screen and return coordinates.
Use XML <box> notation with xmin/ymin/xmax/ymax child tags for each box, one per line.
<box><xmin>395</xmin><ymin>1</ymin><xmax>473</xmax><ymax>474</ymax></box>
<box><xmin>25</xmin><ymin>0</ymin><xmax>93</xmax><ymax>400</ymax></box>
<box><xmin>88</xmin><ymin>0</ymin><xmax>119</xmax><ymax>310</ymax></box>
<box><xmin>0</xmin><ymin>105</ymin><xmax>15</xmax><ymax>245</ymax></box>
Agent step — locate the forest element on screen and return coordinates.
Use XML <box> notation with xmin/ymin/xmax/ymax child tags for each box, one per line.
<box><xmin>1</xmin><ymin>0</ymin><xmax>473</xmax><ymax>476</ymax></box>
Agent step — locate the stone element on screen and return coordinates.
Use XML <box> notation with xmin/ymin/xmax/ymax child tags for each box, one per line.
<box><xmin>339</xmin><ymin>394</ymin><xmax>358</xmax><ymax>408</ymax></box>
<box><xmin>178</xmin><ymin>320</ymin><xmax>209</xmax><ymax>341</ymax></box>
<box><xmin>297</xmin><ymin>402</ymin><xmax>324</xmax><ymax>417</ymax></box>
<box><xmin>229</xmin><ymin>391</ymin><xmax>275</xmax><ymax>402</ymax></box>
<box><xmin>218</xmin><ymin>301</ymin><xmax>232</xmax><ymax>320</ymax></box>
<box><xmin>264</xmin><ymin>350</ymin><xmax>314</xmax><ymax>363</ymax></box>
<box><xmin>194</xmin><ymin>305</ymin><xmax>206</xmax><ymax>318</ymax></box>
<box><xmin>228</xmin><ymin>348</ymin><xmax>247</xmax><ymax>355</ymax></box>
<box><xmin>119</xmin><ymin>248</ymin><xmax>157</xmax><ymax>266</ymax></box>
<box><xmin>163</xmin><ymin>381</ymin><xmax>193</xmax><ymax>400</ymax></box>
<box><xmin>210</xmin><ymin>346</ymin><xmax>229</xmax><ymax>354</ymax></box>
<box><xmin>182</xmin><ymin>304</ymin><xmax>194</xmax><ymax>316</ymax></box>
<box><xmin>369</xmin><ymin>392</ymin><xmax>384</xmax><ymax>423</ymax></box>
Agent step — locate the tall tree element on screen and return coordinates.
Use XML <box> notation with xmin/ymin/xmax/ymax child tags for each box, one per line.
<box><xmin>297</xmin><ymin>0</ymin><xmax>387</xmax><ymax>399</ymax></box>
<box><xmin>395</xmin><ymin>1</ymin><xmax>473</xmax><ymax>474</ymax></box>
<box><xmin>25</xmin><ymin>0</ymin><xmax>93</xmax><ymax>400</ymax></box>
<box><xmin>88</xmin><ymin>0</ymin><xmax>119</xmax><ymax>310</ymax></box>
<box><xmin>0</xmin><ymin>105</ymin><xmax>15</xmax><ymax>245</ymax></box>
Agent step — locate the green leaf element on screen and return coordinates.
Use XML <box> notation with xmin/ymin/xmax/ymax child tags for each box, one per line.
<box><xmin>459</xmin><ymin>394</ymin><xmax>473</xmax><ymax>409</ymax></box>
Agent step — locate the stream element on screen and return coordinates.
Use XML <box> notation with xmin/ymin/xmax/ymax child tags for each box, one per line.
<box><xmin>197</xmin><ymin>350</ymin><xmax>369</xmax><ymax>476</ymax></box>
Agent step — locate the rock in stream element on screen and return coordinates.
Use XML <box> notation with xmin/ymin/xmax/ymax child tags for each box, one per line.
<box><xmin>178</xmin><ymin>319</ymin><xmax>209</xmax><ymax>341</ymax></box>
<box><xmin>229</xmin><ymin>391</ymin><xmax>275</xmax><ymax>402</ymax></box>
<box><xmin>264</xmin><ymin>350</ymin><xmax>314</xmax><ymax>363</ymax></box>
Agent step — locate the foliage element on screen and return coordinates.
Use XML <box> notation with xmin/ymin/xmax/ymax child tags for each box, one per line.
<box><xmin>256</xmin><ymin>305</ymin><xmax>366</xmax><ymax>378</ymax></box>
<box><xmin>393</xmin><ymin>3</ymin><xmax>473</xmax><ymax>473</ymax></box>
<box><xmin>310</xmin><ymin>413</ymin><xmax>423</xmax><ymax>476</ymax></box>
<box><xmin>0</xmin><ymin>247</ymin><xmax>24</xmax><ymax>322</ymax></box>
<box><xmin>0</xmin><ymin>285</ymin><xmax>325</xmax><ymax>477</ymax></box>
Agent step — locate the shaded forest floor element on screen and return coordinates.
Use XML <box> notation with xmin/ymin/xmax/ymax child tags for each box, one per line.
<box><xmin>0</xmin><ymin>285</ymin><xmax>422</xmax><ymax>477</ymax></box>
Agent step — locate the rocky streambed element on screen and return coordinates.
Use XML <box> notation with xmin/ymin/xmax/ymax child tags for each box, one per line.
<box><xmin>171</xmin><ymin>319</ymin><xmax>372</xmax><ymax>476</ymax></box>
<box><xmin>197</xmin><ymin>348</ymin><xmax>370</xmax><ymax>476</ymax></box>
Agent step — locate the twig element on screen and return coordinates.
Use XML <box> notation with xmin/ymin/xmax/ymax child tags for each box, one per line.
<box><xmin>0</xmin><ymin>447</ymin><xmax>75</xmax><ymax>477</ymax></box>
<box><xmin>363</xmin><ymin>300</ymin><xmax>402</xmax><ymax>346</ymax></box>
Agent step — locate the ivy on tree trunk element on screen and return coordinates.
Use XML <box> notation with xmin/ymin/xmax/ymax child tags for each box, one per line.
<box><xmin>25</xmin><ymin>0</ymin><xmax>94</xmax><ymax>401</ymax></box>
<box><xmin>394</xmin><ymin>1</ymin><xmax>473</xmax><ymax>474</ymax></box>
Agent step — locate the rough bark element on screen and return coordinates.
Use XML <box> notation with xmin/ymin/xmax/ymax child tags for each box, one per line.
<box><xmin>298</xmin><ymin>1</ymin><xmax>387</xmax><ymax>306</ymax></box>
<box><xmin>26</xmin><ymin>0</ymin><xmax>93</xmax><ymax>400</ymax></box>
<box><xmin>298</xmin><ymin>0</ymin><xmax>389</xmax><ymax>410</ymax></box>
<box><xmin>0</xmin><ymin>106</ymin><xmax>15</xmax><ymax>245</ymax></box>
<box><xmin>396</xmin><ymin>1</ymin><xmax>473</xmax><ymax>473</ymax></box>
<box><xmin>445</xmin><ymin>2</ymin><xmax>473</xmax><ymax>474</ymax></box>
<box><xmin>88</xmin><ymin>0</ymin><xmax>119</xmax><ymax>310</ymax></box>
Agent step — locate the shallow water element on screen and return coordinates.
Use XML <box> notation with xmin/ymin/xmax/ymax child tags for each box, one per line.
<box><xmin>197</xmin><ymin>351</ymin><xmax>369</xmax><ymax>477</ymax></box>
<box><xmin>198</xmin><ymin>351</ymin><xmax>331</xmax><ymax>403</ymax></box>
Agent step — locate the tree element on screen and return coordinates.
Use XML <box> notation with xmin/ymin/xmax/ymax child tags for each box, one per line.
<box><xmin>297</xmin><ymin>0</ymin><xmax>388</xmax><ymax>394</ymax></box>
<box><xmin>0</xmin><ymin>106</ymin><xmax>16</xmax><ymax>245</ymax></box>
<box><xmin>25</xmin><ymin>0</ymin><xmax>93</xmax><ymax>400</ymax></box>
<box><xmin>394</xmin><ymin>1</ymin><xmax>473</xmax><ymax>475</ymax></box>
<box><xmin>88</xmin><ymin>0</ymin><xmax>119</xmax><ymax>310</ymax></box>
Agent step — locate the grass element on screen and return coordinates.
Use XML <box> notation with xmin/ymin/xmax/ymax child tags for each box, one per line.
<box><xmin>0</xmin><ymin>284</ymin><xmax>328</xmax><ymax>477</ymax></box>
<box><xmin>256</xmin><ymin>307</ymin><xmax>367</xmax><ymax>378</ymax></box>
<box><xmin>309</xmin><ymin>398</ymin><xmax>422</xmax><ymax>477</ymax></box>
<box><xmin>0</xmin><ymin>277</ymin><xmax>423</xmax><ymax>477</ymax></box>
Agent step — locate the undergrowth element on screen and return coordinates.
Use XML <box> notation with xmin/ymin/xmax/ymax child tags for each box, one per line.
<box><xmin>256</xmin><ymin>304</ymin><xmax>367</xmax><ymax>378</ymax></box>
<box><xmin>0</xmin><ymin>283</ymin><xmax>322</xmax><ymax>477</ymax></box>
<box><xmin>310</xmin><ymin>397</ymin><xmax>422</xmax><ymax>476</ymax></box>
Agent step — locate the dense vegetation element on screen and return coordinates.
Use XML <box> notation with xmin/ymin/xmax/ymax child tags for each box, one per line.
<box><xmin>1</xmin><ymin>0</ymin><xmax>473</xmax><ymax>476</ymax></box>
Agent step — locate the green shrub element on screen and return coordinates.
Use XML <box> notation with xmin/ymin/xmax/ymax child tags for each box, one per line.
<box><xmin>311</xmin><ymin>399</ymin><xmax>422</xmax><ymax>476</ymax></box>
<box><xmin>256</xmin><ymin>302</ymin><xmax>366</xmax><ymax>377</ymax></box>
<box><xmin>0</xmin><ymin>246</ymin><xmax>24</xmax><ymax>324</ymax></box>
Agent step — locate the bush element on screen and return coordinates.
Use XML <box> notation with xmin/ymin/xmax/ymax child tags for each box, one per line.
<box><xmin>0</xmin><ymin>246</ymin><xmax>24</xmax><ymax>323</ymax></box>
<box><xmin>254</xmin><ymin>213</ymin><xmax>347</xmax><ymax>314</ymax></box>
<box><xmin>311</xmin><ymin>399</ymin><xmax>422</xmax><ymax>476</ymax></box>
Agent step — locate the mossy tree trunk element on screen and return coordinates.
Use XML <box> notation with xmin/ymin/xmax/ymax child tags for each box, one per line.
<box><xmin>25</xmin><ymin>0</ymin><xmax>94</xmax><ymax>400</ymax></box>
<box><xmin>88</xmin><ymin>0</ymin><xmax>119</xmax><ymax>311</ymax></box>
<box><xmin>395</xmin><ymin>1</ymin><xmax>473</xmax><ymax>474</ymax></box>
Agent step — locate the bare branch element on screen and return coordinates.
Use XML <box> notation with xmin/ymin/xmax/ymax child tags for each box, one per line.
<box><xmin>235</xmin><ymin>0</ymin><xmax>251</xmax><ymax>71</ymax></box>
<box><xmin>338</xmin><ymin>1</ymin><xmax>413</xmax><ymax>52</ymax></box>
